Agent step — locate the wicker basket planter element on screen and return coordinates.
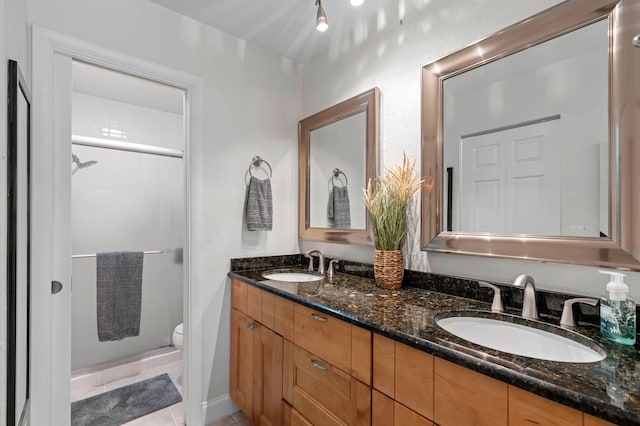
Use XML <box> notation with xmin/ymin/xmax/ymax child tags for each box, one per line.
<box><xmin>374</xmin><ymin>250</ymin><xmax>404</xmax><ymax>289</ymax></box>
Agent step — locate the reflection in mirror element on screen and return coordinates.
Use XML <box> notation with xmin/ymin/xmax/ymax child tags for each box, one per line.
<box><xmin>443</xmin><ymin>19</ymin><xmax>609</xmax><ymax>238</ymax></box>
<box><xmin>309</xmin><ymin>111</ymin><xmax>366</xmax><ymax>230</ymax></box>
<box><xmin>299</xmin><ymin>88</ymin><xmax>379</xmax><ymax>245</ymax></box>
<box><xmin>421</xmin><ymin>0</ymin><xmax>640</xmax><ymax>270</ymax></box>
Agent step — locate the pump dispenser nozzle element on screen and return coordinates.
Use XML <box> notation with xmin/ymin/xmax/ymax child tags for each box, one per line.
<box><xmin>599</xmin><ymin>270</ymin><xmax>628</xmax><ymax>301</ymax></box>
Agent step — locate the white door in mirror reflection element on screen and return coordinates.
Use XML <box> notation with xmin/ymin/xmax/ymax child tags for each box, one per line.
<box><xmin>460</xmin><ymin>119</ymin><xmax>560</xmax><ymax>235</ymax></box>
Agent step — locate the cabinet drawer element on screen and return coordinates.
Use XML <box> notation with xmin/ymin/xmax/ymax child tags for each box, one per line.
<box><xmin>283</xmin><ymin>341</ymin><xmax>371</xmax><ymax>426</ymax></box>
<box><xmin>231</xmin><ymin>279</ymin><xmax>248</xmax><ymax>313</ymax></box>
<box><xmin>509</xmin><ymin>386</ymin><xmax>582</xmax><ymax>426</ymax></box>
<box><xmin>294</xmin><ymin>304</ymin><xmax>352</xmax><ymax>373</ymax></box>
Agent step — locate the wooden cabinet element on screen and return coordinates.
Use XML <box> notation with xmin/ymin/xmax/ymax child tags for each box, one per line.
<box><xmin>233</xmin><ymin>278</ymin><xmax>620</xmax><ymax>426</ymax></box>
<box><xmin>509</xmin><ymin>386</ymin><xmax>582</xmax><ymax>426</ymax></box>
<box><xmin>434</xmin><ymin>357</ymin><xmax>508</xmax><ymax>426</ymax></box>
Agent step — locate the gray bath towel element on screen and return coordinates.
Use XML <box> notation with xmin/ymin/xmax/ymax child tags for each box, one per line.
<box><xmin>246</xmin><ymin>176</ymin><xmax>273</xmax><ymax>231</ymax></box>
<box><xmin>327</xmin><ymin>186</ymin><xmax>351</xmax><ymax>229</ymax></box>
<box><xmin>96</xmin><ymin>251</ymin><xmax>144</xmax><ymax>342</ymax></box>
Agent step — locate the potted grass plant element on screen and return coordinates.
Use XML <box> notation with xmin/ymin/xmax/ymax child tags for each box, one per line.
<box><xmin>363</xmin><ymin>153</ymin><xmax>423</xmax><ymax>289</ymax></box>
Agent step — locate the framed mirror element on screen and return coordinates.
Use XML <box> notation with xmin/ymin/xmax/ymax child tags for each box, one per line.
<box><xmin>299</xmin><ymin>88</ymin><xmax>379</xmax><ymax>245</ymax></box>
<box><xmin>7</xmin><ymin>59</ymin><xmax>32</xmax><ymax>425</ymax></box>
<box><xmin>421</xmin><ymin>0</ymin><xmax>640</xmax><ymax>270</ymax></box>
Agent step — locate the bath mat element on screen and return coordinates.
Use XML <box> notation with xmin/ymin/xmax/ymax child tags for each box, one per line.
<box><xmin>71</xmin><ymin>373</ymin><xmax>181</xmax><ymax>426</ymax></box>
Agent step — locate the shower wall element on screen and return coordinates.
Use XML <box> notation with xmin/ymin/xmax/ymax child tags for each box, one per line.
<box><xmin>71</xmin><ymin>91</ymin><xmax>184</xmax><ymax>370</ymax></box>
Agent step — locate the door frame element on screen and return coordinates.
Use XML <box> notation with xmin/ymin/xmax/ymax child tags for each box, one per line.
<box><xmin>31</xmin><ymin>26</ymin><xmax>203</xmax><ymax>425</ymax></box>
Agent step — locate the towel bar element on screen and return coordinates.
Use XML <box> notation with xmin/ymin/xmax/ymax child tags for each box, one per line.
<box><xmin>71</xmin><ymin>250</ymin><xmax>163</xmax><ymax>259</ymax></box>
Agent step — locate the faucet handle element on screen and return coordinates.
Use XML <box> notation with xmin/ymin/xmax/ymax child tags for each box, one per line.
<box><xmin>479</xmin><ymin>282</ymin><xmax>504</xmax><ymax>313</ymax></box>
<box><xmin>560</xmin><ymin>297</ymin><xmax>599</xmax><ymax>328</ymax></box>
<box><xmin>328</xmin><ymin>259</ymin><xmax>339</xmax><ymax>281</ymax></box>
<box><xmin>304</xmin><ymin>254</ymin><xmax>314</xmax><ymax>272</ymax></box>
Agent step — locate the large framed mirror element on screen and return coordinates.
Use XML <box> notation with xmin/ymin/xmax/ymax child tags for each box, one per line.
<box><xmin>421</xmin><ymin>0</ymin><xmax>640</xmax><ymax>270</ymax></box>
<box><xmin>299</xmin><ymin>88</ymin><xmax>380</xmax><ymax>245</ymax></box>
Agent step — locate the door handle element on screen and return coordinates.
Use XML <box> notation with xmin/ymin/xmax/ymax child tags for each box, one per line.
<box><xmin>51</xmin><ymin>280</ymin><xmax>63</xmax><ymax>294</ymax></box>
<box><xmin>310</xmin><ymin>359</ymin><xmax>328</xmax><ymax>371</ymax></box>
<box><xmin>310</xmin><ymin>313</ymin><xmax>327</xmax><ymax>322</ymax></box>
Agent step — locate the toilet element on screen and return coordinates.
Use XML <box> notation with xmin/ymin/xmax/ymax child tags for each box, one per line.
<box><xmin>172</xmin><ymin>323</ymin><xmax>184</xmax><ymax>350</ymax></box>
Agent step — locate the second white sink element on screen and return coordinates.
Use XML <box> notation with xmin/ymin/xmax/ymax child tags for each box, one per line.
<box><xmin>437</xmin><ymin>314</ymin><xmax>606</xmax><ymax>363</ymax></box>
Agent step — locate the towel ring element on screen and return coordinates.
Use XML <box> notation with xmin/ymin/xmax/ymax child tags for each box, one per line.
<box><xmin>248</xmin><ymin>155</ymin><xmax>272</xmax><ymax>178</ymax></box>
<box><xmin>328</xmin><ymin>168</ymin><xmax>348</xmax><ymax>188</ymax></box>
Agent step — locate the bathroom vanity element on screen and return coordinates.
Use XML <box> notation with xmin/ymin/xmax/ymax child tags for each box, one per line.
<box><xmin>229</xmin><ymin>257</ymin><xmax>638</xmax><ymax>426</ymax></box>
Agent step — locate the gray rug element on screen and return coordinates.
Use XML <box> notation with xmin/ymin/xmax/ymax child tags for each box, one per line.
<box><xmin>71</xmin><ymin>373</ymin><xmax>182</xmax><ymax>426</ymax></box>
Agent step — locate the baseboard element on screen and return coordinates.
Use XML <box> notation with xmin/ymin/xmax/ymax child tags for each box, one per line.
<box><xmin>202</xmin><ymin>393</ymin><xmax>239</xmax><ymax>424</ymax></box>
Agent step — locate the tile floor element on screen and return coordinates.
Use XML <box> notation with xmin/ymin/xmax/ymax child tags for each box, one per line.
<box><xmin>208</xmin><ymin>411</ymin><xmax>252</xmax><ymax>426</ymax></box>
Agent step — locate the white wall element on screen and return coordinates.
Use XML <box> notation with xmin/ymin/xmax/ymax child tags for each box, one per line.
<box><xmin>302</xmin><ymin>0</ymin><xmax>640</xmax><ymax>300</ymax></box>
<box><xmin>23</xmin><ymin>0</ymin><xmax>303</xmax><ymax>420</ymax></box>
<box><xmin>71</xmin><ymin>93</ymin><xmax>184</xmax><ymax>369</ymax></box>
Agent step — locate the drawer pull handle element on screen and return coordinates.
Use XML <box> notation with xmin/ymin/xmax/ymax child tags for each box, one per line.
<box><xmin>310</xmin><ymin>359</ymin><xmax>328</xmax><ymax>371</ymax></box>
<box><xmin>311</xmin><ymin>313</ymin><xmax>327</xmax><ymax>322</ymax></box>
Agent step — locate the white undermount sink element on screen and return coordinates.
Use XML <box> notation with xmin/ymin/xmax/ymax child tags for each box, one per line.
<box><xmin>261</xmin><ymin>271</ymin><xmax>324</xmax><ymax>283</ymax></box>
<box><xmin>436</xmin><ymin>314</ymin><xmax>606</xmax><ymax>363</ymax></box>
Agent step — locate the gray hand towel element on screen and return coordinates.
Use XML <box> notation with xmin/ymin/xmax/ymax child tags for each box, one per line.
<box><xmin>96</xmin><ymin>251</ymin><xmax>144</xmax><ymax>342</ymax></box>
<box><xmin>328</xmin><ymin>186</ymin><xmax>351</xmax><ymax>229</ymax></box>
<box><xmin>246</xmin><ymin>176</ymin><xmax>273</xmax><ymax>231</ymax></box>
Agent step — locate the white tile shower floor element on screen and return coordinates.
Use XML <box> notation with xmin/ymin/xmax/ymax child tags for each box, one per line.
<box><xmin>71</xmin><ymin>359</ymin><xmax>184</xmax><ymax>425</ymax></box>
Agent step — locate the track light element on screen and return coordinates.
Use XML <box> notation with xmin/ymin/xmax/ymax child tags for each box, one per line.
<box><xmin>316</xmin><ymin>0</ymin><xmax>328</xmax><ymax>32</ymax></box>
<box><xmin>350</xmin><ymin>0</ymin><xmax>365</xmax><ymax>5</ymax></box>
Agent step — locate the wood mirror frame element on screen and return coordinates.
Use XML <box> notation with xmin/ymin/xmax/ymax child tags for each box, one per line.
<box><xmin>421</xmin><ymin>0</ymin><xmax>640</xmax><ymax>270</ymax></box>
<box><xmin>299</xmin><ymin>88</ymin><xmax>380</xmax><ymax>245</ymax></box>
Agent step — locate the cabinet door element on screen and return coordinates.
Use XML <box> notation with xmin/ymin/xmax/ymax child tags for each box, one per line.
<box><xmin>434</xmin><ymin>357</ymin><xmax>508</xmax><ymax>426</ymax></box>
<box><xmin>509</xmin><ymin>386</ymin><xmax>582</xmax><ymax>426</ymax></box>
<box><xmin>253</xmin><ymin>325</ymin><xmax>283</xmax><ymax>426</ymax></box>
<box><xmin>395</xmin><ymin>342</ymin><xmax>434</xmax><ymax>420</ymax></box>
<box><xmin>230</xmin><ymin>308</ymin><xmax>254</xmax><ymax>420</ymax></box>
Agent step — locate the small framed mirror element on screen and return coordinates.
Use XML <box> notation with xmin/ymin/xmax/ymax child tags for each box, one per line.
<box><xmin>299</xmin><ymin>88</ymin><xmax>380</xmax><ymax>245</ymax></box>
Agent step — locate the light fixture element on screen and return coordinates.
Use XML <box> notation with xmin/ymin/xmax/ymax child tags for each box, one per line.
<box><xmin>315</xmin><ymin>0</ymin><xmax>328</xmax><ymax>32</ymax></box>
<box><xmin>350</xmin><ymin>0</ymin><xmax>365</xmax><ymax>6</ymax></box>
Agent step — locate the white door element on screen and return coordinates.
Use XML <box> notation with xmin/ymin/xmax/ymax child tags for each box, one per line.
<box><xmin>31</xmin><ymin>46</ymin><xmax>73</xmax><ymax>425</ymax></box>
<box><xmin>460</xmin><ymin>119</ymin><xmax>561</xmax><ymax>235</ymax></box>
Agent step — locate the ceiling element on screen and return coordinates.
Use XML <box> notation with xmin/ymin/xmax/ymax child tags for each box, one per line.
<box><xmin>148</xmin><ymin>0</ymin><xmax>397</xmax><ymax>62</ymax></box>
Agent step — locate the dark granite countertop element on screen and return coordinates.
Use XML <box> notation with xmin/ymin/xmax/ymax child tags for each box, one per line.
<box><xmin>229</xmin><ymin>259</ymin><xmax>640</xmax><ymax>426</ymax></box>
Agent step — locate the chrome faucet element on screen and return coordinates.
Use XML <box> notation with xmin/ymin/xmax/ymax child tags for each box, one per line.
<box><xmin>305</xmin><ymin>249</ymin><xmax>325</xmax><ymax>275</ymax></box>
<box><xmin>513</xmin><ymin>274</ymin><xmax>538</xmax><ymax>319</ymax></box>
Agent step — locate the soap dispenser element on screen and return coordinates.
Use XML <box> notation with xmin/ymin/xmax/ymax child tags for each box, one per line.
<box><xmin>599</xmin><ymin>270</ymin><xmax>636</xmax><ymax>346</ymax></box>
